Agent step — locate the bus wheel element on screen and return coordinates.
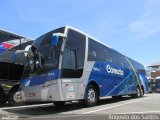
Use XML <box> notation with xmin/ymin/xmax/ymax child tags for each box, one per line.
<box><xmin>9</xmin><ymin>89</ymin><xmax>23</xmax><ymax>106</ymax></box>
<box><xmin>131</xmin><ymin>87</ymin><xmax>141</xmax><ymax>98</ymax></box>
<box><xmin>141</xmin><ymin>86</ymin><xmax>144</xmax><ymax>96</ymax></box>
<box><xmin>53</xmin><ymin>101</ymin><xmax>65</xmax><ymax>107</ymax></box>
<box><xmin>83</xmin><ymin>85</ymin><xmax>98</xmax><ymax>107</ymax></box>
<box><xmin>135</xmin><ymin>86</ymin><xmax>143</xmax><ymax>98</ymax></box>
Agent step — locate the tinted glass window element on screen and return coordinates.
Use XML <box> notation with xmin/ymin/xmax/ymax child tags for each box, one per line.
<box><xmin>88</xmin><ymin>38</ymin><xmax>127</xmax><ymax>67</ymax></box>
<box><xmin>108</xmin><ymin>50</ymin><xmax>123</xmax><ymax>65</ymax></box>
<box><xmin>88</xmin><ymin>39</ymin><xmax>104</xmax><ymax>61</ymax></box>
<box><xmin>63</xmin><ymin>47</ymin><xmax>76</xmax><ymax>70</ymax></box>
<box><xmin>39</xmin><ymin>44</ymin><xmax>60</xmax><ymax>71</ymax></box>
<box><xmin>62</xmin><ymin>29</ymin><xmax>86</xmax><ymax>78</ymax></box>
<box><xmin>23</xmin><ymin>33</ymin><xmax>63</xmax><ymax>78</ymax></box>
<box><xmin>88</xmin><ymin>38</ymin><xmax>111</xmax><ymax>61</ymax></box>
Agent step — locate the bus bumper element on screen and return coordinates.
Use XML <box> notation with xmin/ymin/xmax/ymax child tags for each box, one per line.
<box><xmin>21</xmin><ymin>84</ymin><xmax>64</xmax><ymax>102</ymax></box>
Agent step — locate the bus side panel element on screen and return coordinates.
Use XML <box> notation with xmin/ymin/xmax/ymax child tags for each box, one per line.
<box><xmin>87</xmin><ymin>61</ymin><xmax>138</xmax><ymax>97</ymax></box>
<box><xmin>77</xmin><ymin>62</ymin><xmax>95</xmax><ymax>100</ymax></box>
<box><xmin>61</xmin><ymin>79</ymin><xmax>79</xmax><ymax>101</ymax></box>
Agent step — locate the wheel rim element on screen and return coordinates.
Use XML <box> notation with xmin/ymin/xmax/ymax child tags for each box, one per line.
<box><xmin>87</xmin><ymin>88</ymin><xmax>96</xmax><ymax>103</ymax></box>
<box><xmin>13</xmin><ymin>91</ymin><xmax>22</xmax><ymax>103</ymax></box>
<box><xmin>137</xmin><ymin>88</ymin><xmax>140</xmax><ymax>97</ymax></box>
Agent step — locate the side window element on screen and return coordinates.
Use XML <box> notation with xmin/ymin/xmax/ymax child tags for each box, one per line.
<box><xmin>63</xmin><ymin>47</ymin><xmax>76</xmax><ymax>70</ymax></box>
<box><xmin>62</xmin><ymin>29</ymin><xmax>86</xmax><ymax>78</ymax></box>
<box><xmin>104</xmin><ymin>47</ymin><xmax>113</xmax><ymax>63</ymax></box>
<box><xmin>88</xmin><ymin>39</ymin><xmax>126</xmax><ymax>66</ymax></box>
<box><xmin>88</xmin><ymin>38</ymin><xmax>106</xmax><ymax>61</ymax></box>
<box><xmin>110</xmin><ymin>50</ymin><xmax>120</xmax><ymax>65</ymax></box>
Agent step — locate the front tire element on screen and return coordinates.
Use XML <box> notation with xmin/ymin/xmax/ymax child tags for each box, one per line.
<box><xmin>83</xmin><ymin>85</ymin><xmax>98</xmax><ymax>107</ymax></box>
<box><xmin>131</xmin><ymin>86</ymin><xmax>143</xmax><ymax>98</ymax></box>
<box><xmin>9</xmin><ymin>89</ymin><xmax>23</xmax><ymax>106</ymax></box>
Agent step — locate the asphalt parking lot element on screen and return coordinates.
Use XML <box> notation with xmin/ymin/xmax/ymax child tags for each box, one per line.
<box><xmin>0</xmin><ymin>93</ymin><xmax>160</xmax><ymax>120</ymax></box>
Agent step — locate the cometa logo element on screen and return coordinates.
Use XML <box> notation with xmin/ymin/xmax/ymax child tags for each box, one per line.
<box><xmin>106</xmin><ymin>65</ymin><xmax>124</xmax><ymax>76</ymax></box>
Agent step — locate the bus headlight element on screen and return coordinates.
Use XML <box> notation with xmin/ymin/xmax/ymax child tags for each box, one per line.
<box><xmin>43</xmin><ymin>80</ymin><xmax>57</xmax><ymax>87</ymax></box>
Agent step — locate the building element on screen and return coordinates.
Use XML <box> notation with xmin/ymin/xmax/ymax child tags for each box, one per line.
<box><xmin>0</xmin><ymin>29</ymin><xmax>33</xmax><ymax>106</ymax></box>
<box><xmin>147</xmin><ymin>61</ymin><xmax>160</xmax><ymax>78</ymax></box>
<box><xmin>146</xmin><ymin>61</ymin><xmax>160</xmax><ymax>92</ymax></box>
<box><xmin>0</xmin><ymin>29</ymin><xmax>24</xmax><ymax>42</ymax></box>
<box><xmin>0</xmin><ymin>29</ymin><xmax>33</xmax><ymax>53</ymax></box>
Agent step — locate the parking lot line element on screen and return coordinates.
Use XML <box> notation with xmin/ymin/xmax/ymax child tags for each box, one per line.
<box><xmin>118</xmin><ymin>111</ymin><xmax>160</xmax><ymax>114</ymax></box>
<box><xmin>82</xmin><ymin>96</ymin><xmax>160</xmax><ymax>114</ymax></box>
<box><xmin>0</xmin><ymin>103</ymin><xmax>53</xmax><ymax>110</ymax></box>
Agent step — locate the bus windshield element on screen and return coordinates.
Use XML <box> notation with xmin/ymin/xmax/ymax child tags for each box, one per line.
<box><xmin>22</xmin><ymin>31</ymin><xmax>64</xmax><ymax>78</ymax></box>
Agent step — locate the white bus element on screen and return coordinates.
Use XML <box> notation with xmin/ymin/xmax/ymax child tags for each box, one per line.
<box><xmin>20</xmin><ymin>26</ymin><xmax>148</xmax><ymax>107</ymax></box>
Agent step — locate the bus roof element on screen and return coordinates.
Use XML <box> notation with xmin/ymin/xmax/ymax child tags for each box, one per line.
<box><xmin>0</xmin><ymin>29</ymin><xmax>25</xmax><ymax>39</ymax></box>
<box><xmin>0</xmin><ymin>29</ymin><xmax>34</xmax><ymax>42</ymax></box>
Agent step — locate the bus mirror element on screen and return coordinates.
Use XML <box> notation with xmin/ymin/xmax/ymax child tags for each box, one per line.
<box><xmin>16</xmin><ymin>45</ymin><xmax>31</xmax><ymax>56</ymax></box>
<box><xmin>52</xmin><ymin>33</ymin><xmax>66</xmax><ymax>46</ymax></box>
<box><xmin>24</xmin><ymin>45</ymin><xmax>33</xmax><ymax>57</ymax></box>
<box><xmin>16</xmin><ymin>45</ymin><xmax>34</xmax><ymax>58</ymax></box>
<box><xmin>52</xmin><ymin>34</ymin><xmax>59</xmax><ymax>46</ymax></box>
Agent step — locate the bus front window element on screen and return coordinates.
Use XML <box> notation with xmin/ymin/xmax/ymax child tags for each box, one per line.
<box><xmin>23</xmin><ymin>31</ymin><xmax>63</xmax><ymax>78</ymax></box>
<box><xmin>24</xmin><ymin>57</ymin><xmax>41</xmax><ymax>76</ymax></box>
<box><xmin>23</xmin><ymin>43</ymin><xmax>62</xmax><ymax>78</ymax></box>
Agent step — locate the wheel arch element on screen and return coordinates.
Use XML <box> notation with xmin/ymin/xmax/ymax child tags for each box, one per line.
<box><xmin>87</xmin><ymin>80</ymin><xmax>100</xmax><ymax>98</ymax></box>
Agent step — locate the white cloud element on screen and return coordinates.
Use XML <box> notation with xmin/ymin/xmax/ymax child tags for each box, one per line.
<box><xmin>128</xmin><ymin>0</ymin><xmax>160</xmax><ymax>39</ymax></box>
<box><xmin>129</xmin><ymin>16</ymin><xmax>160</xmax><ymax>39</ymax></box>
<box><xmin>144</xmin><ymin>0</ymin><xmax>160</xmax><ymax>17</ymax></box>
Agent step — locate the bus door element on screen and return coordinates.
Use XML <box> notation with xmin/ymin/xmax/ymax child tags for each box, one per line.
<box><xmin>61</xmin><ymin>47</ymin><xmax>79</xmax><ymax>100</ymax></box>
<box><xmin>61</xmin><ymin>29</ymin><xmax>86</xmax><ymax>100</ymax></box>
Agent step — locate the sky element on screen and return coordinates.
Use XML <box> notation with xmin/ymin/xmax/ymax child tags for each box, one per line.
<box><xmin>0</xmin><ymin>0</ymin><xmax>160</xmax><ymax>66</ymax></box>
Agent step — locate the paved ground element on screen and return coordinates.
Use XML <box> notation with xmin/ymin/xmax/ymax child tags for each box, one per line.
<box><xmin>0</xmin><ymin>93</ymin><xmax>160</xmax><ymax>120</ymax></box>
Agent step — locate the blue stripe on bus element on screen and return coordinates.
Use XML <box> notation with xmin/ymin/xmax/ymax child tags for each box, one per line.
<box><xmin>20</xmin><ymin>61</ymin><xmax>148</xmax><ymax>96</ymax></box>
<box><xmin>118</xmin><ymin>80</ymin><xmax>137</xmax><ymax>95</ymax></box>
<box><xmin>106</xmin><ymin>70</ymin><xmax>134</xmax><ymax>96</ymax></box>
<box><xmin>21</xmin><ymin>69</ymin><xmax>61</xmax><ymax>87</ymax></box>
<box><xmin>87</xmin><ymin>61</ymin><xmax>143</xmax><ymax>96</ymax></box>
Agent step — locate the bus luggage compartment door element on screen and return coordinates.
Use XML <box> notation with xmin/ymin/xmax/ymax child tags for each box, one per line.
<box><xmin>61</xmin><ymin>78</ymin><xmax>78</xmax><ymax>101</ymax></box>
